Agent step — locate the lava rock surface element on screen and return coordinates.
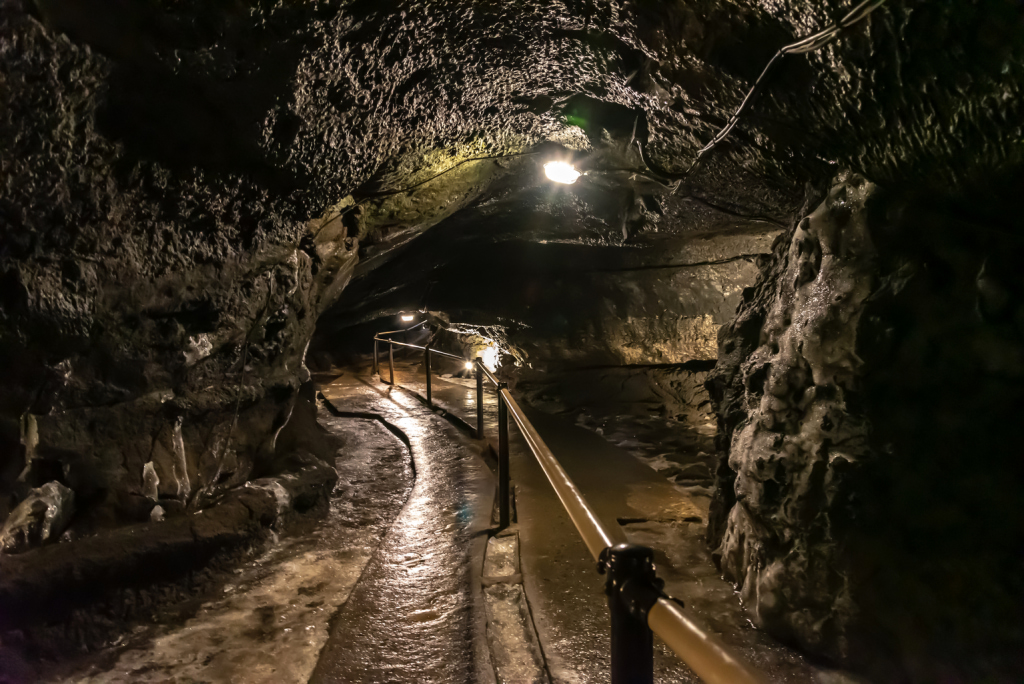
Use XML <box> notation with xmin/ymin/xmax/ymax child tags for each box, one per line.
<box><xmin>708</xmin><ymin>172</ymin><xmax>1024</xmax><ymax>681</ymax></box>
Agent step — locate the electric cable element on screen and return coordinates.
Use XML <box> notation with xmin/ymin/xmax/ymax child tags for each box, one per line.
<box><xmin>638</xmin><ymin>0</ymin><xmax>888</xmax><ymax>182</ymax></box>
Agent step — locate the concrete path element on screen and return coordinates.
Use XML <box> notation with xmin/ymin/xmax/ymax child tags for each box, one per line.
<box><xmin>312</xmin><ymin>372</ymin><xmax>496</xmax><ymax>684</ymax></box>
<box><xmin>383</xmin><ymin>357</ymin><xmax>864</xmax><ymax>684</ymax></box>
<box><xmin>38</xmin><ymin>396</ymin><xmax>413</xmax><ymax>684</ymax></box>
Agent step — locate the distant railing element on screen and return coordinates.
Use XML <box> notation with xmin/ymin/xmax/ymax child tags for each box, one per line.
<box><xmin>373</xmin><ymin>330</ymin><xmax>767</xmax><ymax>684</ymax></box>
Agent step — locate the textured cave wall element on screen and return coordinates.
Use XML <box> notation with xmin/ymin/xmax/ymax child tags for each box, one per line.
<box><xmin>0</xmin><ymin>6</ymin><xmax>358</xmax><ymax>534</ymax></box>
<box><xmin>0</xmin><ymin>0</ymin><xmax>1019</xmax><ymax>607</ymax></box>
<box><xmin>316</xmin><ymin>213</ymin><xmax>782</xmax><ymax>444</ymax></box>
<box><xmin>707</xmin><ymin>174</ymin><xmax>878</xmax><ymax>660</ymax></box>
<box><xmin>509</xmin><ymin>244</ymin><xmax>769</xmax><ymax>367</ymax></box>
<box><xmin>707</xmin><ymin>172</ymin><xmax>1024</xmax><ymax>680</ymax></box>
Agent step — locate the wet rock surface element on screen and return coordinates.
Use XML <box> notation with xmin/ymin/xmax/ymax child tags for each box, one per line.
<box><xmin>313</xmin><ymin>372</ymin><xmax>494</xmax><ymax>684</ymax></box>
<box><xmin>4</xmin><ymin>398</ymin><xmax>410</xmax><ymax>683</ymax></box>
<box><xmin>709</xmin><ymin>172</ymin><xmax>879</xmax><ymax>660</ymax></box>
<box><xmin>2</xmin><ymin>0</ymin><xmax>1022</xmax><ymax>678</ymax></box>
<box><xmin>0</xmin><ymin>4</ymin><xmax>359</xmax><ymax>533</ymax></box>
<box><xmin>0</xmin><ymin>480</ymin><xmax>74</xmax><ymax>553</ymax></box>
<box><xmin>708</xmin><ymin>173</ymin><xmax>1024</xmax><ymax>681</ymax></box>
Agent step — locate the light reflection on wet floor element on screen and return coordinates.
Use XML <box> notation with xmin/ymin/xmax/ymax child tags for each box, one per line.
<box><xmin>45</xmin><ymin>401</ymin><xmax>412</xmax><ymax>684</ymax></box>
<box><xmin>382</xmin><ymin>358</ymin><xmax>865</xmax><ymax>684</ymax></box>
<box><xmin>311</xmin><ymin>374</ymin><xmax>494</xmax><ymax>684</ymax></box>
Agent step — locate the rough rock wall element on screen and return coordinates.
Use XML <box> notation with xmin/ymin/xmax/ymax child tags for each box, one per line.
<box><xmin>707</xmin><ymin>173</ymin><xmax>877</xmax><ymax>658</ymax></box>
<box><xmin>0</xmin><ymin>9</ymin><xmax>357</xmax><ymax>534</ymax></box>
<box><xmin>1</xmin><ymin>0</ymin><xmax>1021</xmax><ymax>567</ymax></box>
<box><xmin>707</xmin><ymin>172</ymin><xmax>1024</xmax><ymax>680</ymax></box>
<box><xmin>511</xmin><ymin>256</ymin><xmax>761</xmax><ymax>367</ymax></box>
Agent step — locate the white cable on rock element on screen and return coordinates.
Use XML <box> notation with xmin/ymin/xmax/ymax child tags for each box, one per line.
<box><xmin>642</xmin><ymin>0</ymin><xmax>888</xmax><ymax>181</ymax></box>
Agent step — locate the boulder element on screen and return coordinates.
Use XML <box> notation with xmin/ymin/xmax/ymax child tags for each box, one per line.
<box><xmin>0</xmin><ymin>481</ymin><xmax>75</xmax><ymax>554</ymax></box>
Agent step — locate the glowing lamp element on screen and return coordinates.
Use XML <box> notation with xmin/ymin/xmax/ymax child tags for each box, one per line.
<box><xmin>543</xmin><ymin>161</ymin><xmax>580</xmax><ymax>184</ymax></box>
<box><xmin>401</xmin><ymin>314</ymin><xmax>415</xmax><ymax>322</ymax></box>
<box><xmin>464</xmin><ymin>361</ymin><xmax>474</xmax><ymax>370</ymax></box>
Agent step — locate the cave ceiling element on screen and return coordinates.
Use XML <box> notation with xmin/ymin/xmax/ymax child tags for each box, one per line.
<box><xmin>2</xmin><ymin>0</ymin><xmax>1022</xmax><ymax>348</ymax></box>
<box><xmin>9</xmin><ymin>1</ymin><xmax>1021</xmax><ymax>225</ymax></box>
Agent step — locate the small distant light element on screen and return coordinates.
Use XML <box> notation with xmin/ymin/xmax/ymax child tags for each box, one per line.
<box><xmin>401</xmin><ymin>314</ymin><xmax>415</xmax><ymax>322</ymax></box>
<box><xmin>544</xmin><ymin>161</ymin><xmax>581</xmax><ymax>184</ymax></box>
<box><xmin>464</xmin><ymin>361</ymin><xmax>474</xmax><ymax>370</ymax></box>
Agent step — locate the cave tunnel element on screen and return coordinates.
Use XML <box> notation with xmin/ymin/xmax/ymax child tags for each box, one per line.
<box><xmin>1</xmin><ymin>1</ymin><xmax>1023</xmax><ymax>682</ymax></box>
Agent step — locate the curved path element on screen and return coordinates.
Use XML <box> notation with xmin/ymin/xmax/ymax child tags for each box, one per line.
<box><xmin>311</xmin><ymin>373</ymin><xmax>495</xmax><ymax>684</ymax></box>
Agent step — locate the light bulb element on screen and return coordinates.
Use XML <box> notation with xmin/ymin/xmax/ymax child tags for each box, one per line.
<box><xmin>464</xmin><ymin>361</ymin><xmax>474</xmax><ymax>370</ymax></box>
<box><xmin>401</xmin><ymin>314</ymin><xmax>414</xmax><ymax>322</ymax></box>
<box><xmin>543</xmin><ymin>161</ymin><xmax>580</xmax><ymax>184</ymax></box>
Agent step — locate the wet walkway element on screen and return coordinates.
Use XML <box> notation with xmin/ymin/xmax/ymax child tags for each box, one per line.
<box><xmin>311</xmin><ymin>372</ymin><xmax>495</xmax><ymax>684</ymax></box>
<box><xmin>42</xmin><ymin>400</ymin><xmax>412</xmax><ymax>684</ymax></box>
<box><xmin>383</xmin><ymin>357</ymin><xmax>865</xmax><ymax>684</ymax></box>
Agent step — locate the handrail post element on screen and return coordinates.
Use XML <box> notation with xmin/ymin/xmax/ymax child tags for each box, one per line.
<box><xmin>424</xmin><ymin>344</ymin><xmax>432</xmax><ymax>407</ymax></box>
<box><xmin>600</xmin><ymin>544</ymin><xmax>657</xmax><ymax>684</ymax></box>
<box><xmin>388</xmin><ymin>341</ymin><xmax>395</xmax><ymax>385</ymax></box>
<box><xmin>475</xmin><ymin>358</ymin><xmax>484</xmax><ymax>439</ymax></box>
<box><xmin>497</xmin><ymin>384</ymin><xmax>510</xmax><ymax>529</ymax></box>
<box><xmin>373</xmin><ymin>338</ymin><xmax>379</xmax><ymax>376</ymax></box>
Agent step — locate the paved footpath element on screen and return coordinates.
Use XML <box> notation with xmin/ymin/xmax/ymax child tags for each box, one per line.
<box><xmin>311</xmin><ymin>371</ymin><xmax>496</xmax><ymax>684</ymax></box>
<box><xmin>384</xmin><ymin>358</ymin><xmax>862</xmax><ymax>684</ymax></box>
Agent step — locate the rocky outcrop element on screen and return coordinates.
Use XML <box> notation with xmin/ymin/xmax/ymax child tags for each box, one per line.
<box><xmin>0</xmin><ymin>6</ymin><xmax>358</xmax><ymax>538</ymax></box>
<box><xmin>707</xmin><ymin>173</ymin><xmax>877</xmax><ymax>659</ymax></box>
<box><xmin>708</xmin><ymin>172</ymin><xmax>1024</xmax><ymax>681</ymax></box>
<box><xmin>0</xmin><ymin>481</ymin><xmax>74</xmax><ymax>553</ymax></box>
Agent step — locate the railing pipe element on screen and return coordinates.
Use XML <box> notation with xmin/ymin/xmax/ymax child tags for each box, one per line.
<box><xmin>475</xmin><ymin>358</ymin><xmax>484</xmax><ymax>439</ymax></box>
<box><xmin>501</xmin><ymin>383</ymin><xmax>766</xmax><ymax>684</ymax></box>
<box><xmin>497</xmin><ymin>384</ymin><xmax>510</xmax><ymax>529</ymax></box>
<box><xmin>374</xmin><ymin>336</ymin><xmax>462</xmax><ymax>361</ymax></box>
<box><xmin>388</xmin><ymin>342</ymin><xmax>394</xmax><ymax>385</ymax></box>
<box><xmin>498</xmin><ymin>388</ymin><xmax>617</xmax><ymax>558</ymax></box>
<box><xmin>478</xmin><ymin>364</ymin><xmax>500</xmax><ymax>387</ymax></box>
<box><xmin>376</xmin><ymin>320</ymin><xmax>426</xmax><ymax>336</ymax></box>
<box><xmin>373</xmin><ymin>338</ymin><xmax>379</xmax><ymax>376</ymax></box>
<box><xmin>424</xmin><ymin>342</ymin><xmax>432</xmax><ymax>407</ymax></box>
<box><xmin>647</xmin><ymin>599</ymin><xmax>766</xmax><ymax>684</ymax></box>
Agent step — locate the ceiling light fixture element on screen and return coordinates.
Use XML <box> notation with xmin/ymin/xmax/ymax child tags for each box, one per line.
<box><xmin>543</xmin><ymin>161</ymin><xmax>581</xmax><ymax>184</ymax></box>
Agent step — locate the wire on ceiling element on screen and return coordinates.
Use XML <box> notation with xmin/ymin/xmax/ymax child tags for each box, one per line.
<box><xmin>638</xmin><ymin>0</ymin><xmax>888</xmax><ymax>183</ymax></box>
<box><xmin>332</xmin><ymin>0</ymin><xmax>886</xmax><ymax>223</ymax></box>
<box><xmin>324</xmin><ymin>151</ymin><xmax>539</xmax><ymax>225</ymax></box>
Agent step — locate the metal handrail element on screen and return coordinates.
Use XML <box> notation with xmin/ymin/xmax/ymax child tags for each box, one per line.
<box><xmin>376</xmin><ymin>320</ymin><xmax>427</xmax><ymax>336</ymax></box>
<box><xmin>374</xmin><ymin>336</ymin><xmax>463</xmax><ymax>361</ymax></box>
<box><xmin>372</xmin><ymin>333</ymin><xmax>767</xmax><ymax>684</ymax></box>
<box><xmin>477</xmin><ymin>363</ymin><xmax>500</xmax><ymax>387</ymax></box>
<box><xmin>648</xmin><ymin>599</ymin><xmax>765</xmax><ymax>684</ymax></box>
<box><xmin>499</xmin><ymin>387</ymin><xmax>617</xmax><ymax>557</ymax></box>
